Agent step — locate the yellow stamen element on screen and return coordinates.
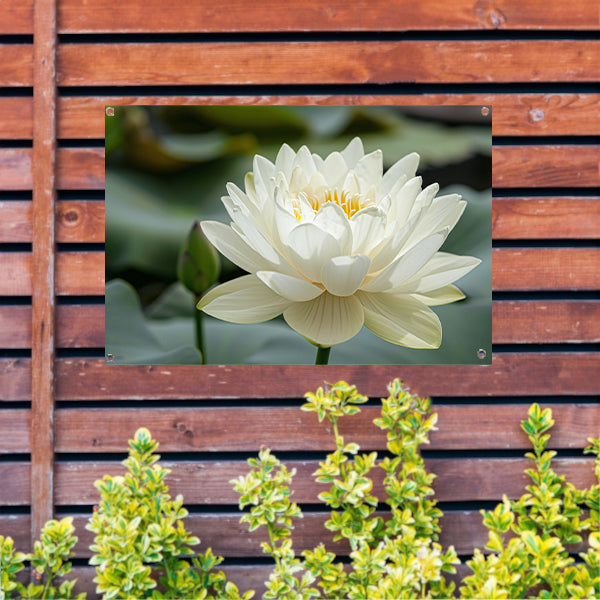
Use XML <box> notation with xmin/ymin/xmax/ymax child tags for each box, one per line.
<box><xmin>293</xmin><ymin>188</ymin><xmax>374</xmax><ymax>221</ymax></box>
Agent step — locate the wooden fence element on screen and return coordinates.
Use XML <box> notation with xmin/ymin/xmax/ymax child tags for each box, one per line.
<box><xmin>0</xmin><ymin>1</ymin><xmax>598</xmax><ymax>596</ymax></box>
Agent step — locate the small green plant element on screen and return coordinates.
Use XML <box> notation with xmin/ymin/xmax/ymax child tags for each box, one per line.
<box><xmin>0</xmin><ymin>517</ymin><xmax>82</xmax><ymax>600</ymax></box>
<box><xmin>87</xmin><ymin>427</ymin><xmax>251</xmax><ymax>600</ymax></box>
<box><xmin>233</xmin><ymin>380</ymin><xmax>460</xmax><ymax>599</ymax></box>
<box><xmin>460</xmin><ymin>404</ymin><xmax>600</xmax><ymax>599</ymax></box>
<box><xmin>233</xmin><ymin>380</ymin><xmax>599</xmax><ymax>600</ymax></box>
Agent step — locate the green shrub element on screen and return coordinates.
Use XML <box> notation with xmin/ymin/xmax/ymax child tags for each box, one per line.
<box><xmin>233</xmin><ymin>380</ymin><xmax>599</xmax><ymax>599</ymax></box>
<box><xmin>0</xmin><ymin>381</ymin><xmax>597</xmax><ymax>599</ymax></box>
<box><xmin>87</xmin><ymin>427</ymin><xmax>251</xmax><ymax>600</ymax></box>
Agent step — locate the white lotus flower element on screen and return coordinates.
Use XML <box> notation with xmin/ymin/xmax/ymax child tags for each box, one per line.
<box><xmin>198</xmin><ymin>137</ymin><xmax>480</xmax><ymax>351</ymax></box>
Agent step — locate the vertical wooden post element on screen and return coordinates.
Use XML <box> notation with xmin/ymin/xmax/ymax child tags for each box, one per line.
<box><xmin>31</xmin><ymin>0</ymin><xmax>57</xmax><ymax>547</ymax></box>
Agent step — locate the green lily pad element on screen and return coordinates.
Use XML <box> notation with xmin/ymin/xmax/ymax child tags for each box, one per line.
<box><xmin>105</xmin><ymin>279</ymin><xmax>203</xmax><ymax>365</ymax></box>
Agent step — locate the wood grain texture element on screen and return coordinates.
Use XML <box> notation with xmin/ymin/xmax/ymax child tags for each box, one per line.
<box><xmin>492</xmin><ymin>301</ymin><xmax>600</xmax><ymax>343</ymax></box>
<box><xmin>0</xmin><ymin>45</ymin><xmax>33</xmax><ymax>86</ymax></box>
<box><xmin>36</xmin><ymin>93</ymin><xmax>597</xmax><ymax>138</ymax></box>
<box><xmin>31</xmin><ymin>0</ymin><xmax>58</xmax><ymax>544</ymax></box>
<box><xmin>2</xmin><ymin>300</ymin><xmax>597</xmax><ymax>349</ymax></box>
<box><xmin>2</xmin><ymin>196</ymin><xmax>595</xmax><ymax>244</ymax></box>
<box><xmin>57</xmin><ymin>41</ymin><xmax>599</xmax><ymax>86</ymax></box>
<box><xmin>492</xmin><ymin>197</ymin><xmax>600</xmax><ymax>239</ymax></box>
<box><xmin>492</xmin><ymin>248</ymin><xmax>600</xmax><ymax>291</ymax></box>
<box><xmin>4</xmin><ymin>146</ymin><xmax>598</xmax><ymax>190</ymax></box>
<box><xmin>0</xmin><ymin>304</ymin><xmax>106</xmax><ymax>348</ymax></box>
<box><xmin>0</xmin><ymin>200</ymin><xmax>105</xmax><ymax>243</ymax></box>
<box><xmin>55</xmin><ymin>0</ymin><xmax>599</xmax><ymax>32</ymax></box>
<box><xmin>6</xmin><ymin>0</ymin><xmax>599</xmax><ymax>34</ymax></box>
<box><xmin>1</xmin><ymin>248</ymin><xmax>597</xmax><ymax>296</ymax></box>
<box><xmin>3</xmin><ymin>508</ymin><xmax>589</xmax><ymax>558</ymax></box>
<box><xmin>7</xmin><ymin>248</ymin><xmax>599</xmax><ymax>296</ymax></box>
<box><xmin>2</xmin><ymin>354</ymin><xmax>598</xmax><ymax>402</ymax></box>
<box><xmin>0</xmin><ymin>252</ymin><xmax>104</xmax><ymax>295</ymax></box>
<box><xmin>0</xmin><ymin>98</ymin><xmax>32</xmax><ymax>139</ymax></box>
<box><xmin>493</xmin><ymin>146</ymin><xmax>600</xmax><ymax>188</ymax></box>
<box><xmin>50</xmin><ymin>457</ymin><xmax>596</xmax><ymax>506</ymax></box>
<box><xmin>53</xmin><ymin>404</ymin><xmax>599</xmax><ymax>453</ymax></box>
<box><xmin>53</xmin><ymin>353</ymin><xmax>600</xmax><ymax>399</ymax></box>
<box><xmin>0</xmin><ymin>410</ymin><xmax>30</xmax><ymax>453</ymax></box>
<box><xmin>0</xmin><ymin>149</ymin><xmax>32</xmax><ymax>190</ymax></box>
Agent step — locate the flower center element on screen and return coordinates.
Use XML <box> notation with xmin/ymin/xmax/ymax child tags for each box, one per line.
<box><xmin>293</xmin><ymin>188</ymin><xmax>375</xmax><ymax>221</ymax></box>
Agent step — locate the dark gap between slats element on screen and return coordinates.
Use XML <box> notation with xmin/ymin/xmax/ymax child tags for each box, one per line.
<box><xmin>58</xmin><ymin>82</ymin><xmax>600</xmax><ymax>95</ymax></box>
<box><xmin>493</xmin><ymin>135</ymin><xmax>600</xmax><ymax>145</ymax></box>
<box><xmin>54</xmin><ymin>395</ymin><xmax>600</xmax><ymax>410</ymax></box>
<box><xmin>0</xmin><ymin>349</ymin><xmax>31</xmax><ymax>358</ymax></box>
<box><xmin>0</xmin><ymin>243</ymin><xmax>32</xmax><ymax>252</ymax></box>
<box><xmin>492</xmin><ymin>291</ymin><xmax>600</xmax><ymax>300</ymax></box>
<box><xmin>0</xmin><ymin>140</ymin><xmax>32</xmax><ymax>148</ymax></box>
<box><xmin>57</xmin><ymin>31</ymin><xmax>600</xmax><ymax>43</ymax></box>
<box><xmin>0</xmin><ymin>35</ymin><xmax>33</xmax><ymax>44</ymax></box>
<box><xmin>58</xmin><ymin>190</ymin><xmax>105</xmax><ymax>201</ymax></box>
<box><xmin>52</xmin><ymin>447</ymin><xmax>592</xmax><ymax>462</ymax></box>
<box><xmin>492</xmin><ymin>240</ymin><xmax>600</xmax><ymax>248</ymax></box>
<box><xmin>494</xmin><ymin>188</ymin><xmax>600</xmax><ymax>197</ymax></box>
<box><xmin>57</xmin><ymin>242</ymin><xmax>105</xmax><ymax>251</ymax></box>
<box><xmin>0</xmin><ymin>191</ymin><xmax>32</xmax><ymax>201</ymax></box>
<box><xmin>57</xmin><ymin>295</ymin><xmax>105</xmax><ymax>305</ymax></box>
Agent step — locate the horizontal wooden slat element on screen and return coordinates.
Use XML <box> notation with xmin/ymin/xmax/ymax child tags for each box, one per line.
<box><xmin>5</xmin><ymin>0</ymin><xmax>598</xmax><ymax>34</ymax></box>
<box><xmin>493</xmin><ymin>197</ymin><xmax>600</xmax><ymax>239</ymax></box>
<box><xmin>56</xmin><ymin>0</ymin><xmax>600</xmax><ymax>33</ymax></box>
<box><xmin>4</xmin><ymin>509</ymin><xmax>588</xmax><ymax>565</ymax></box>
<box><xmin>1</xmin><ymin>456</ymin><xmax>595</xmax><ymax>507</ymax></box>
<box><xmin>0</xmin><ymin>98</ymin><xmax>32</xmax><ymax>139</ymax></box>
<box><xmin>2</xmin><ymin>249</ymin><xmax>597</xmax><ymax>296</ymax></box>
<box><xmin>0</xmin><ymin>94</ymin><xmax>593</xmax><ymax>139</ymax></box>
<box><xmin>3</xmin><ymin>146</ymin><xmax>598</xmax><ymax>190</ymax></box>
<box><xmin>54</xmin><ymin>404</ymin><xmax>599</xmax><ymax>453</ymax></box>
<box><xmin>0</xmin><ymin>252</ymin><xmax>104</xmax><ymax>296</ymax></box>
<box><xmin>52</xmin><ymin>94</ymin><xmax>600</xmax><ymax>138</ymax></box>
<box><xmin>0</xmin><ymin>200</ymin><xmax>104</xmax><ymax>242</ymax></box>
<box><xmin>52</xmin><ymin>457</ymin><xmax>596</xmax><ymax>506</ymax></box>
<box><xmin>1</xmin><ymin>196</ymin><xmax>596</xmax><ymax>244</ymax></box>
<box><xmin>0</xmin><ymin>304</ymin><xmax>105</xmax><ymax>348</ymax></box>
<box><xmin>3</xmin><ymin>300</ymin><xmax>597</xmax><ymax>349</ymax></box>
<box><xmin>492</xmin><ymin>248</ymin><xmax>600</xmax><ymax>291</ymax></box>
<box><xmin>0</xmin><ymin>463</ymin><xmax>30</xmax><ymax>505</ymax></box>
<box><xmin>0</xmin><ymin>353</ymin><xmax>594</xmax><ymax>400</ymax></box>
<box><xmin>0</xmin><ymin>410</ymin><xmax>30</xmax><ymax>453</ymax></box>
<box><xmin>0</xmin><ymin>45</ymin><xmax>33</xmax><ymax>86</ymax></box>
<box><xmin>57</xmin><ymin>41</ymin><xmax>599</xmax><ymax>86</ymax></box>
<box><xmin>0</xmin><ymin>149</ymin><xmax>32</xmax><ymax>190</ymax></box>
<box><xmin>493</xmin><ymin>301</ymin><xmax>600</xmax><ymax>343</ymax></box>
<box><xmin>56</xmin><ymin>200</ymin><xmax>105</xmax><ymax>241</ymax></box>
<box><xmin>493</xmin><ymin>146</ymin><xmax>600</xmax><ymax>188</ymax></box>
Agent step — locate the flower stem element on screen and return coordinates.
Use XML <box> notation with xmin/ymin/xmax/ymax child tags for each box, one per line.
<box><xmin>194</xmin><ymin>297</ymin><xmax>206</xmax><ymax>365</ymax></box>
<box><xmin>315</xmin><ymin>346</ymin><xmax>331</xmax><ymax>365</ymax></box>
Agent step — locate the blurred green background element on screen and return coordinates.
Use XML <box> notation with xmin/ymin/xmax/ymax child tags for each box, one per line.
<box><xmin>105</xmin><ymin>105</ymin><xmax>492</xmax><ymax>365</ymax></box>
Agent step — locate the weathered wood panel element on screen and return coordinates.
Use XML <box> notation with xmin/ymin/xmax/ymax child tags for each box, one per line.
<box><xmin>51</xmin><ymin>457</ymin><xmax>597</xmax><ymax>506</ymax></box>
<box><xmin>0</xmin><ymin>45</ymin><xmax>33</xmax><ymax>86</ymax></box>
<box><xmin>0</xmin><ymin>411</ymin><xmax>30</xmax><ymax>453</ymax></box>
<box><xmin>58</xmin><ymin>0</ymin><xmax>599</xmax><ymax>32</ymax></box>
<box><xmin>53</xmin><ymin>404</ymin><xmax>599</xmax><ymax>453</ymax></box>
<box><xmin>0</xmin><ymin>200</ymin><xmax>105</xmax><ymax>243</ymax></box>
<box><xmin>3</xmin><ymin>198</ymin><xmax>598</xmax><ymax>245</ymax></box>
<box><xmin>2</xmin><ymin>509</ymin><xmax>588</xmax><ymax>559</ymax></box>
<box><xmin>2</xmin><ymin>249</ymin><xmax>597</xmax><ymax>296</ymax></box>
<box><xmin>4</xmin><ymin>146</ymin><xmax>598</xmax><ymax>190</ymax></box>
<box><xmin>492</xmin><ymin>248</ymin><xmax>600</xmax><ymax>291</ymax></box>
<box><xmin>492</xmin><ymin>197</ymin><xmax>600</xmax><ymax>239</ymax></box>
<box><xmin>2</xmin><ymin>354</ymin><xmax>598</xmax><ymax>402</ymax></box>
<box><xmin>5</xmin><ymin>0</ymin><xmax>599</xmax><ymax>34</ymax></box>
<box><xmin>2</xmin><ymin>301</ymin><xmax>597</xmax><ymax>349</ymax></box>
<box><xmin>493</xmin><ymin>146</ymin><xmax>600</xmax><ymax>188</ymax></box>
<box><xmin>3</xmin><ymin>94</ymin><xmax>597</xmax><ymax>139</ymax></box>
<box><xmin>57</xmin><ymin>41</ymin><xmax>599</xmax><ymax>86</ymax></box>
<box><xmin>492</xmin><ymin>301</ymin><xmax>600</xmax><ymax>343</ymax></box>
